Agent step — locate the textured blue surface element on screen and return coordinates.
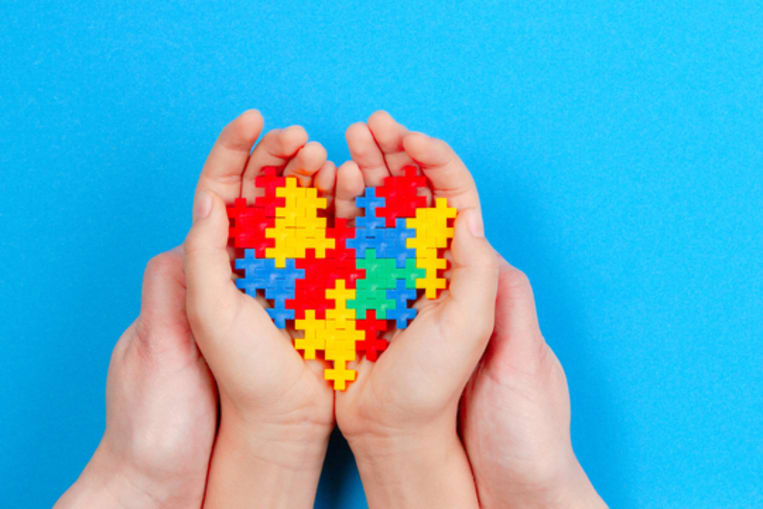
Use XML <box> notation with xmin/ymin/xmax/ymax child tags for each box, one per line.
<box><xmin>1</xmin><ymin>2</ymin><xmax>761</xmax><ymax>507</ymax></box>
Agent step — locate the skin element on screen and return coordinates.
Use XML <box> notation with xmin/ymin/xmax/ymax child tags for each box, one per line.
<box><xmin>183</xmin><ymin>110</ymin><xmax>337</xmax><ymax>509</ymax></box>
<box><xmin>460</xmin><ymin>257</ymin><xmax>607</xmax><ymax>508</ymax></box>
<box><xmin>57</xmin><ymin>110</ymin><xmax>605</xmax><ymax>508</ymax></box>
<box><xmin>55</xmin><ymin>247</ymin><xmax>217</xmax><ymax>509</ymax></box>
<box><xmin>332</xmin><ymin>111</ymin><xmax>606</xmax><ymax>508</ymax></box>
<box><xmin>331</xmin><ymin>111</ymin><xmax>500</xmax><ymax>508</ymax></box>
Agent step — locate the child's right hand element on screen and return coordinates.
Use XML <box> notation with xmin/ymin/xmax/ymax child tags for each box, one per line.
<box><xmin>183</xmin><ymin>111</ymin><xmax>336</xmax><ymax>508</ymax></box>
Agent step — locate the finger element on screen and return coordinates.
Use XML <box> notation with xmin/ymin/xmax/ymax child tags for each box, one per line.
<box><xmin>315</xmin><ymin>160</ymin><xmax>337</xmax><ymax>195</ymax></box>
<box><xmin>439</xmin><ymin>209</ymin><xmax>499</xmax><ymax>362</ymax></box>
<box><xmin>402</xmin><ymin>132</ymin><xmax>482</xmax><ymax>217</ymax></box>
<box><xmin>377</xmin><ymin>211</ymin><xmax>497</xmax><ymax>396</ymax></box>
<box><xmin>314</xmin><ymin>160</ymin><xmax>337</xmax><ymax>209</ymax></box>
<box><xmin>346</xmin><ymin>121</ymin><xmax>389</xmax><ymax>186</ymax></box>
<box><xmin>137</xmin><ymin>247</ymin><xmax>190</xmax><ymax>350</ymax></box>
<box><xmin>241</xmin><ymin>125</ymin><xmax>308</xmax><ymax>202</ymax></box>
<box><xmin>367</xmin><ymin>110</ymin><xmax>415</xmax><ymax>176</ymax></box>
<box><xmin>334</xmin><ymin>160</ymin><xmax>365</xmax><ymax>219</ymax></box>
<box><xmin>195</xmin><ymin>110</ymin><xmax>264</xmax><ymax>207</ymax></box>
<box><xmin>483</xmin><ymin>257</ymin><xmax>546</xmax><ymax>372</ymax></box>
<box><xmin>282</xmin><ymin>141</ymin><xmax>328</xmax><ymax>187</ymax></box>
<box><xmin>184</xmin><ymin>190</ymin><xmax>242</xmax><ymax>340</ymax></box>
<box><xmin>184</xmin><ymin>191</ymin><xmax>299</xmax><ymax>395</ymax></box>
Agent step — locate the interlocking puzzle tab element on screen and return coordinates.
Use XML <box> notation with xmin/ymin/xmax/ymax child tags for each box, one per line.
<box><xmin>229</xmin><ymin>165</ymin><xmax>456</xmax><ymax>390</ymax></box>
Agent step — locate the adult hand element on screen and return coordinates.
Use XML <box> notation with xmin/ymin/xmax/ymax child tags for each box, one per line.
<box><xmin>55</xmin><ymin>247</ymin><xmax>217</xmax><ymax>509</ymax></box>
<box><xmin>460</xmin><ymin>258</ymin><xmax>607</xmax><ymax>508</ymax></box>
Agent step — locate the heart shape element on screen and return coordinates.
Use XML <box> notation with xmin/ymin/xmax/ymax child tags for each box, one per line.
<box><xmin>227</xmin><ymin>166</ymin><xmax>456</xmax><ymax>390</ymax></box>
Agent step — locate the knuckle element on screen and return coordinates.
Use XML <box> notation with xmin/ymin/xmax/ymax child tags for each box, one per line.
<box><xmin>143</xmin><ymin>252</ymin><xmax>177</xmax><ymax>281</ymax></box>
<box><xmin>504</xmin><ymin>264</ymin><xmax>532</xmax><ymax>291</ymax></box>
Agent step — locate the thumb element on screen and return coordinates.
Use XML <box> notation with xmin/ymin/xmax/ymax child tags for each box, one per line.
<box><xmin>184</xmin><ymin>190</ymin><xmax>240</xmax><ymax>338</ymax></box>
<box><xmin>483</xmin><ymin>257</ymin><xmax>547</xmax><ymax>373</ymax></box>
<box><xmin>441</xmin><ymin>208</ymin><xmax>499</xmax><ymax>355</ymax></box>
<box><xmin>135</xmin><ymin>247</ymin><xmax>190</xmax><ymax>349</ymax></box>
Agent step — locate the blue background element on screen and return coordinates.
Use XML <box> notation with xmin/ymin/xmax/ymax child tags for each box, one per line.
<box><xmin>1</xmin><ymin>1</ymin><xmax>761</xmax><ymax>507</ymax></box>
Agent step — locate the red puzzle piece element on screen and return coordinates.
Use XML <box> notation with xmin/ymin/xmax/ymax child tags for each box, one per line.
<box><xmin>376</xmin><ymin>166</ymin><xmax>427</xmax><ymax>227</ymax></box>
<box><xmin>356</xmin><ymin>310</ymin><xmax>388</xmax><ymax>361</ymax></box>
<box><xmin>254</xmin><ymin>166</ymin><xmax>286</xmax><ymax>217</ymax></box>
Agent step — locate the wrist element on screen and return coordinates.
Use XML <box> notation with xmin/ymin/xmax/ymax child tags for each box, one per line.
<box><xmin>222</xmin><ymin>406</ymin><xmax>331</xmax><ymax>471</ymax></box>
<box><xmin>486</xmin><ymin>457</ymin><xmax>606</xmax><ymax>509</ymax></box>
<box><xmin>55</xmin><ymin>443</ymin><xmax>187</xmax><ymax>509</ymax></box>
<box><xmin>347</xmin><ymin>425</ymin><xmax>480</xmax><ymax>509</ymax></box>
<box><xmin>203</xmin><ymin>409</ymin><xmax>331</xmax><ymax>509</ymax></box>
<box><xmin>530</xmin><ymin>461</ymin><xmax>606</xmax><ymax>509</ymax></box>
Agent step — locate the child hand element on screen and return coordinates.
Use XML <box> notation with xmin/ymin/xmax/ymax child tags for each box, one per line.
<box><xmin>183</xmin><ymin>111</ymin><xmax>336</xmax><ymax>508</ymax></box>
<box><xmin>55</xmin><ymin>248</ymin><xmax>217</xmax><ymax>509</ymax></box>
<box><xmin>459</xmin><ymin>259</ymin><xmax>607</xmax><ymax>508</ymax></box>
<box><xmin>329</xmin><ymin>112</ymin><xmax>499</xmax><ymax>508</ymax></box>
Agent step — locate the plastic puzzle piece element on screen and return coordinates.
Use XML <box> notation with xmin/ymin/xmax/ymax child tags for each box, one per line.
<box><xmin>377</xmin><ymin>166</ymin><xmax>428</xmax><ymax>226</ymax></box>
<box><xmin>229</xmin><ymin>172</ymin><xmax>456</xmax><ymax>390</ymax></box>
<box><xmin>355</xmin><ymin>187</ymin><xmax>386</xmax><ymax>220</ymax></box>
<box><xmin>253</xmin><ymin>167</ymin><xmax>286</xmax><ymax>217</ymax></box>
<box><xmin>265</xmin><ymin>177</ymin><xmax>335</xmax><ymax>267</ymax></box>
<box><xmin>386</xmin><ymin>279</ymin><xmax>418</xmax><ymax>328</ymax></box>
<box><xmin>356</xmin><ymin>310</ymin><xmax>388</xmax><ymax>361</ymax></box>
<box><xmin>375</xmin><ymin>218</ymin><xmax>416</xmax><ymax>268</ymax></box>
<box><xmin>267</xmin><ymin>299</ymin><xmax>295</xmax><ymax>328</ymax></box>
<box><xmin>324</xmin><ymin>359</ymin><xmax>356</xmax><ymax>391</ymax></box>
<box><xmin>227</xmin><ymin>199</ymin><xmax>275</xmax><ymax>256</ymax></box>
<box><xmin>406</xmin><ymin>197</ymin><xmax>456</xmax><ymax>298</ymax></box>
<box><xmin>294</xmin><ymin>310</ymin><xmax>325</xmax><ymax>360</ymax></box>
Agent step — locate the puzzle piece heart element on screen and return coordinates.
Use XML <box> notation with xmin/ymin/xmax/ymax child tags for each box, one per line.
<box><xmin>227</xmin><ymin>166</ymin><xmax>456</xmax><ymax>390</ymax></box>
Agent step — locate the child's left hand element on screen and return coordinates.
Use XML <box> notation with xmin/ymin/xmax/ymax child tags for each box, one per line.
<box><xmin>55</xmin><ymin>248</ymin><xmax>217</xmax><ymax>509</ymax></box>
<box><xmin>329</xmin><ymin>112</ymin><xmax>500</xmax><ymax>508</ymax></box>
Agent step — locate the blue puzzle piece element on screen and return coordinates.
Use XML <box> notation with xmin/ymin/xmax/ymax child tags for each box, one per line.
<box><xmin>267</xmin><ymin>299</ymin><xmax>295</xmax><ymax>328</ymax></box>
<box><xmin>235</xmin><ymin>250</ymin><xmax>280</xmax><ymax>293</ymax></box>
<box><xmin>264</xmin><ymin>276</ymin><xmax>297</xmax><ymax>301</ymax></box>
<box><xmin>347</xmin><ymin>226</ymin><xmax>380</xmax><ymax>258</ymax></box>
<box><xmin>355</xmin><ymin>188</ymin><xmax>386</xmax><ymax>230</ymax></box>
<box><xmin>235</xmin><ymin>250</ymin><xmax>270</xmax><ymax>293</ymax></box>
<box><xmin>356</xmin><ymin>187</ymin><xmax>385</xmax><ymax>214</ymax></box>
<box><xmin>356</xmin><ymin>214</ymin><xmax>386</xmax><ymax>230</ymax></box>
<box><xmin>376</xmin><ymin>218</ymin><xmax>416</xmax><ymax>268</ymax></box>
<box><xmin>235</xmin><ymin>251</ymin><xmax>305</xmax><ymax>325</ymax></box>
<box><xmin>276</xmin><ymin>258</ymin><xmax>306</xmax><ymax>289</ymax></box>
<box><xmin>386</xmin><ymin>279</ymin><xmax>417</xmax><ymax>328</ymax></box>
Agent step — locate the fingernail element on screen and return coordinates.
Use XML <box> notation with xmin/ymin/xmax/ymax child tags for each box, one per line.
<box><xmin>194</xmin><ymin>191</ymin><xmax>212</xmax><ymax>222</ymax></box>
<box><xmin>465</xmin><ymin>209</ymin><xmax>485</xmax><ymax>237</ymax></box>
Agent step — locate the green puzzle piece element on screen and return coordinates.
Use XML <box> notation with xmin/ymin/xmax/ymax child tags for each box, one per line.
<box><xmin>348</xmin><ymin>250</ymin><xmax>425</xmax><ymax>319</ymax></box>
